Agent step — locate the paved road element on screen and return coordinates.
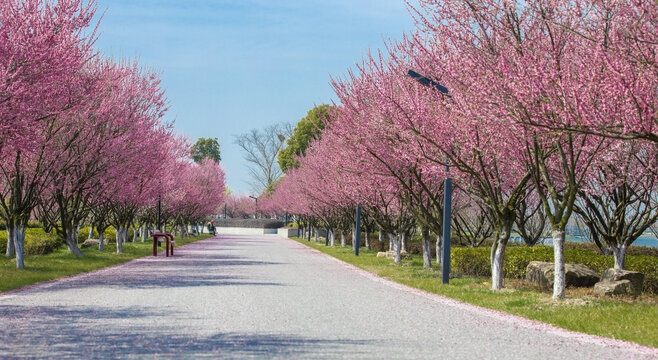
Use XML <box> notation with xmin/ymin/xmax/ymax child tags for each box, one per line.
<box><xmin>0</xmin><ymin>235</ymin><xmax>655</xmax><ymax>359</ymax></box>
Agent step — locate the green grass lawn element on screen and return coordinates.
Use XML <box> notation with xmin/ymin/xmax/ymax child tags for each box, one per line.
<box><xmin>292</xmin><ymin>237</ymin><xmax>658</xmax><ymax>348</ymax></box>
<box><xmin>0</xmin><ymin>233</ymin><xmax>213</xmax><ymax>293</ymax></box>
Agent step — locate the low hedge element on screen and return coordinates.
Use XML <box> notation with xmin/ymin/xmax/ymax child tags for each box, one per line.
<box><xmin>451</xmin><ymin>246</ymin><xmax>658</xmax><ymax>294</ymax></box>
<box><xmin>214</xmin><ymin>219</ymin><xmax>284</xmax><ymax>229</ymax></box>
<box><xmin>0</xmin><ymin>228</ymin><xmax>63</xmax><ymax>256</ymax></box>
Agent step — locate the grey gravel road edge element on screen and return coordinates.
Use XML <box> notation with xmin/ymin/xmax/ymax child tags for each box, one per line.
<box><xmin>0</xmin><ymin>234</ymin><xmax>656</xmax><ymax>359</ymax></box>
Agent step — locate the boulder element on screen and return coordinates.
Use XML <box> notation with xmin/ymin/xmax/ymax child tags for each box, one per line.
<box><xmin>376</xmin><ymin>251</ymin><xmax>411</xmax><ymax>260</ymax></box>
<box><xmin>525</xmin><ymin>261</ymin><xmax>599</xmax><ymax>289</ymax></box>
<box><xmin>600</xmin><ymin>268</ymin><xmax>644</xmax><ymax>295</ymax></box>
<box><xmin>81</xmin><ymin>239</ymin><xmax>99</xmax><ymax>248</ymax></box>
<box><xmin>594</xmin><ymin>280</ymin><xmax>633</xmax><ymax>296</ymax></box>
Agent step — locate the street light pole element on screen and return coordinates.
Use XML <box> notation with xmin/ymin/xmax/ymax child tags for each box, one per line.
<box><xmin>355</xmin><ymin>203</ymin><xmax>361</xmax><ymax>256</ymax></box>
<box><xmin>157</xmin><ymin>194</ymin><xmax>161</xmax><ymax>232</ymax></box>
<box><xmin>408</xmin><ymin>69</ymin><xmax>453</xmax><ymax>284</ymax></box>
<box><xmin>249</xmin><ymin>195</ymin><xmax>258</xmax><ymax>219</ymax></box>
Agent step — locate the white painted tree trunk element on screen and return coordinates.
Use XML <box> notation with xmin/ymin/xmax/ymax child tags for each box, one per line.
<box><xmin>329</xmin><ymin>229</ymin><xmax>335</xmax><ymax>247</ymax></box>
<box><xmin>491</xmin><ymin>225</ymin><xmax>511</xmax><ymax>291</ymax></box>
<box><xmin>436</xmin><ymin>235</ymin><xmax>442</xmax><ymax>266</ymax></box>
<box><xmin>133</xmin><ymin>226</ymin><xmax>137</xmax><ymax>242</ymax></box>
<box><xmin>116</xmin><ymin>227</ymin><xmax>123</xmax><ymax>254</ymax></box>
<box><xmin>341</xmin><ymin>232</ymin><xmax>346</xmax><ymax>247</ymax></box>
<box><xmin>491</xmin><ymin>241</ymin><xmax>507</xmax><ymax>290</ymax></box>
<box><xmin>612</xmin><ymin>244</ymin><xmax>627</xmax><ymax>270</ymax></box>
<box><xmin>141</xmin><ymin>224</ymin><xmax>147</xmax><ymax>242</ymax></box>
<box><xmin>389</xmin><ymin>234</ymin><xmax>393</xmax><ymax>252</ymax></box>
<box><xmin>365</xmin><ymin>230</ymin><xmax>370</xmax><ymax>250</ymax></box>
<box><xmin>314</xmin><ymin>228</ymin><xmax>318</xmax><ymax>242</ymax></box>
<box><xmin>421</xmin><ymin>231</ymin><xmax>432</xmax><ymax>268</ymax></box>
<box><xmin>6</xmin><ymin>225</ymin><xmax>15</xmax><ymax>258</ymax></box>
<box><xmin>401</xmin><ymin>232</ymin><xmax>408</xmax><ymax>253</ymax></box>
<box><xmin>99</xmin><ymin>231</ymin><xmax>104</xmax><ymax>251</ymax></box>
<box><xmin>88</xmin><ymin>225</ymin><xmax>93</xmax><ymax>240</ymax></box>
<box><xmin>389</xmin><ymin>233</ymin><xmax>401</xmax><ymax>265</ymax></box>
<box><xmin>552</xmin><ymin>230</ymin><xmax>566</xmax><ymax>299</ymax></box>
<box><xmin>66</xmin><ymin>231</ymin><xmax>83</xmax><ymax>257</ymax></box>
<box><xmin>13</xmin><ymin>225</ymin><xmax>25</xmax><ymax>269</ymax></box>
<box><xmin>378</xmin><ymin>229</ymin><xmax>383</xmax><ymax>242</ymax></box>
<box><xmin>123</xmin><ymin>227</ymin><xmax>128</xmax><ymax>245</ymax></box>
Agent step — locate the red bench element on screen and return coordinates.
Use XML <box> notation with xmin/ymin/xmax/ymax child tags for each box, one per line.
<box><xmin>152</xmin><ymin>233</ymin><xmax>175</xmax><ymax>257</ymax></box>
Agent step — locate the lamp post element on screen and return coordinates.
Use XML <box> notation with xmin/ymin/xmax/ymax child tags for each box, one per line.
<box><xmin>249</xmin><ymin>195</ymin><xmax>258</xmax><ymax>219</ymax></box>
<box><xmin>408</xmin><ymin>69</ymin><xmax>453</xmax><ymax>284</ymax></box>
<box><xmin>354</xmin><ymin>202</ymin><xmax>362</xmax><ymax>256</ymax></box>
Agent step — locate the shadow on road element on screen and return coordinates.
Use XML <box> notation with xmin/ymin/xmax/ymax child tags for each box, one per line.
<box><xmin>0</xmin><ymin>304</ymin><xmax>376</xmax><ymax>359</ymax></box>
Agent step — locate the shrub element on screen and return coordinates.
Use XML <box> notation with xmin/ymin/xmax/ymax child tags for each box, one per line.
<box><xmin>0</xmin><ymin>228</ymin><xmax>62</xmax><ymax>256</ymax></box>
<box><xmin>451</xmin><ymin>245</ymin><xmax>658</xmax><ymax>294</ymax></box>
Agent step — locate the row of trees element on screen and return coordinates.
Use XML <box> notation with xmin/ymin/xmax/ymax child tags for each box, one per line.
<box><xmin>1</xmin><ymin>0</ymin><xmax>226</xmax><ymax>268</ymax></box>
<box><xmin>261</xmin><ymin>0</ymin><xmax>657</xmax><ymax>299</ymax></box>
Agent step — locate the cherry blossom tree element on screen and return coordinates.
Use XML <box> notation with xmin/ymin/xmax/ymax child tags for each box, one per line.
<box><xmin>0</xmin><ymin>0</ymin><xmax>97</xmax><ymax>268</ymax></box>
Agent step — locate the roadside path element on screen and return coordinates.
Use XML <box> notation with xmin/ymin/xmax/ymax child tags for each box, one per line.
<box><xmin>0</xmin><ymin>235</ymin><xmax>655</xmax><ymax>359</ymax></box>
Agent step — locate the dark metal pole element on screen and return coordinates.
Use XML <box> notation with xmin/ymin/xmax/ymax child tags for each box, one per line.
<box><xmin>407</xmin><ymin>69</ymin><xmax>453</xmax><ymax>283</ymax></box>
<box><xmin>355</xmin><ymin>203</ymin><xmax>361</xmax><ymax>256</ymax></box>
<box><xmin>157</xmin><ymin>194</ymin><xmax>161</xmax><ymax>231</ymax></box>
<box><xmin>442</xmin><ymin>169</ymin><xmax>452</xmax><ymax>284</ymax></box>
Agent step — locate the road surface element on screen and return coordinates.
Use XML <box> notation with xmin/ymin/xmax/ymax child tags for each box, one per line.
<box><xmin>0</xmin><ymin>235</ymin><xmax>655</xmax><ymax>359</ymax></box>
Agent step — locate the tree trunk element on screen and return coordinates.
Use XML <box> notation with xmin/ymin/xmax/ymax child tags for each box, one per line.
<box><xmin>141</xmin><ymin>224</ymin><xmax>146</xmax><ymax>242</ymax></box>
<box><xmin>13</xmin><ymin>225</ymin><xmax>25</xmax><ymax>269</ymax></box>
<box><xmin>314</xmin><ymin>228</ymin><xmax>318</xmax><ymax>242</ymax></box>
<box><xmin>491</xmin><ymin>224</ymin><xmax>511</xmax><ymax>291</ymax></box>
<box><xmin>436</xmin><ymin>235</ymin><xmax>442</xmax><ymax>266</ymax></box>
<box><xmin>133</xmin><ymin>226</ymin><xmax>137</xmax><ymax>242</ymax></box>
<box><xmin>389</xmin><ymin>234</ymin><xmax>393</xmax><ymax>252</ymax></box>
<box><xmin>421</xmin><ymin>230</ymin><xmax>432</xmax><ymax>268</ymax></box>
<box><xmin>401</xmin><ymin>232</ymin><xmax>408</xmax><ymax>253</ymax></box>
<box><xmin>6</xmin><ymin>225</ymin><xmax>15</xmax><ymax>258</ymax></box>
<box><xmin>66</xmin><ymin>230</ymin><xmax>84</xmax><ymax>257</ymax></box>
<box><xmin>341</xmin><ymin>232</ymin><xmax>346</xmax><ymax>247</ymax></box>
<box><xmin>88</xmin><ymin>225</ymin><xmax>93</xmax><ymax>240</ymax></box>
<box><xmin>116</xmin><ymin>226</ymin><xmax>123</xmax><ymax>254</ymax></box>
<box><xmin>99</xmin><ymin>231</ymin><xmax>104</xmax><ymax>252</ymax></box>
<box><xmin>330</xmin><ymin>229</ymin><xmax>335</xmax><ymax>247</ymax></box>
<box><xmin>389</xmin><ymin>233</ymin><xmax>401</xmax><ymax>265</ymax></box>
<box><xmin>612</xmin><ymin>244</ymin><xmax>627</xmax><ymax>270</ymax></box>
<box><xmin>378</xmin><ymin>229</ymin><xmax>383</xmax><ymax>242</ymax></box>
<box><xmin>491</xmin><ymin>240</ymin><xmax>507</xmax><ymax>290</ymax></box>
<box><xmin>123</xmin><ymin>226</ymin><xmax>128</xmax><ymax>245</ymax></box>
<box><xmin>365</xmin><ymin>230</ymin><xmax>370</xmax><ymax>250</ymax></box>
<box><xmin>552</xmin><ymin>230</ymin><xmax>566</xmax><ymax>299</ymax></box>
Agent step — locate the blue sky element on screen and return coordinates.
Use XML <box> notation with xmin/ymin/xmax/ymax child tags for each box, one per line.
<box><xmin>94</xmin><ymin>0</ymin><xmax>417</xmax><ymax>194</ymax></box>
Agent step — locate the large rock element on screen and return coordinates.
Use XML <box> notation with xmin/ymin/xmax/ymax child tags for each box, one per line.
<box><xmin>525</xmin><ymin>261</ymin><xmax>599</xmax><ymax>289</ymax></box>
<box><xmin>594</xmin><ymin>280</ymin><xmax>633</xmax><ymax>296</ymax></box>
<box><xmin>81</xmin><ymin>239</ymin><xmax>99</xmax><ymax>248</ymax></box>
<box><xmin>600</xmin><ymin>268</ymin><xmax>644</xmax><ymax>295</ymax></box>
<box><xmin>376</xmin><ymin>251</ymin><xmax>411</xmax><ymax>260</ymax></box>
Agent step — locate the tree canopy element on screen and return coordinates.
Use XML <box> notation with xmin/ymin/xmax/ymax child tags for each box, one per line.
<box><xmin>278</xmin><ymin>105</ymin><xmax>333</xmax><ymax>173</ymax></box>
<box><xmin>191</xmin><ymin>137</ymin><xmax>221</xmax><ymax>163</ymax></box>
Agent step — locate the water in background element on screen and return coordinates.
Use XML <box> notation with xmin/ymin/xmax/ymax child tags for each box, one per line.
<box><xmin>510</xmin><ymin>235</ymin><xmax>658</xmax><ymax>248</ymax></box>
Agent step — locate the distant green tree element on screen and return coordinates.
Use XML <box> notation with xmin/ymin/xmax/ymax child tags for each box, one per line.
<box><xmin>278</xmin><ymin>105</ymin><xmax>333</xmax><ymax>173</ymax></box>
<box><xmin>191</xmin><ymin>137</ymin><xmax>221</xmax><ymax>163</ymax></box>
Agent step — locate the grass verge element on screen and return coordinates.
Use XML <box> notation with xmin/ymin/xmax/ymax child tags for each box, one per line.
<box><xmin>0</xmin><ymin>233</ymin><xmax>214</xmax><ymax>293</ymax></box>
<box><xmin>292</xmin><ymin>237</ymin><xmax>658</xmax><ymax>348</ymax></box>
